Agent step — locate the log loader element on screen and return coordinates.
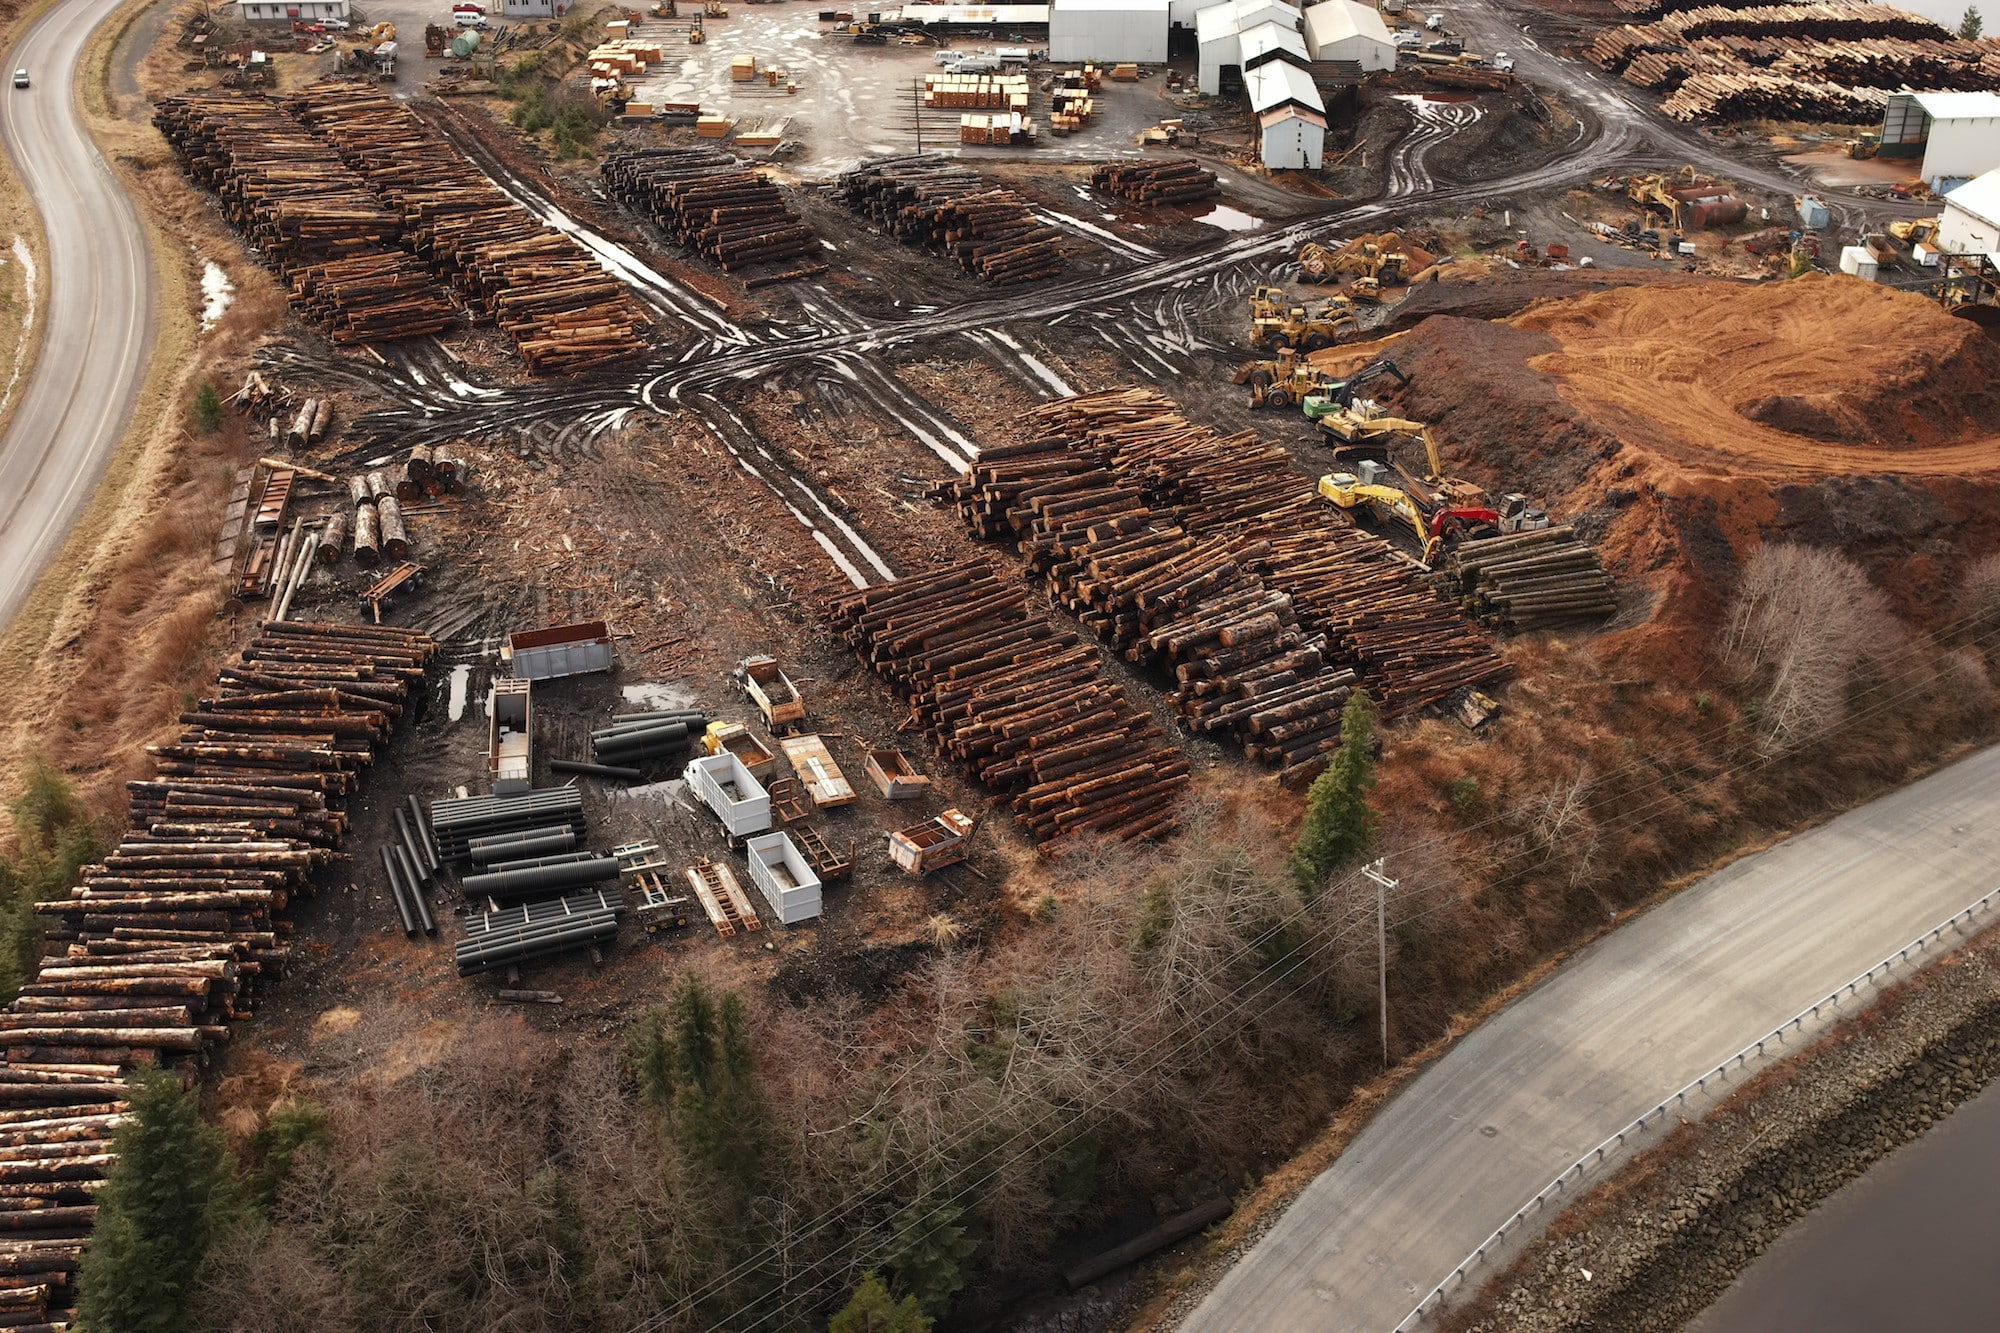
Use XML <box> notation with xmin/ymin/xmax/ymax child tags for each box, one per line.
<box><xmin>1301</xmin><ymin>358</ymin><xmax>1409</xmax><ymax>423</ymax></box>
<box><xmin>1230</xmin><ymin>350</ymin><xmax>1341</xmax><ymax>409</ymax></box>
<box><xmin>1318</xmin><ymin>462</ymin><xmax>1498</xmax><ymax>568</ymax></box>
<box><xmin>1249</xmin><ymin>284</ymin><xmax>1357</xmax><ymax>352</ymax></box>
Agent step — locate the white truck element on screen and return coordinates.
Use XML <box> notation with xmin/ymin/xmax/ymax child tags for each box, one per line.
<box><xmin>684</xmin><ymin>752</ymin><xmax>772</xmax><ymax>842</ymax></box>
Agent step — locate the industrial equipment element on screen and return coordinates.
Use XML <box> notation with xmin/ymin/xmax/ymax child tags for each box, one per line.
<box><xmin>1248</xmin><ymin>284</ymin><xmax>1357</xmax><ymax>352</ymax></box>
<box><xmin>1230</xmin><ymin>350</ymin><xmax>1341</xmax><ymax>409</ymax></box>
<box><xmin>1318</xmin><ymin>461</ymin><xmax>1499</xmax><ymax>567</ymax></box>
<box><xmin>1300</xmin><ymin>358</ymin><xmax>1410</xmax><ymax>421</ymax></box>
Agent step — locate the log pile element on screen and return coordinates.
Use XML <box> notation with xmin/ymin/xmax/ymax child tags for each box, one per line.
<box><xmin>152</xmin><ymin>92</ymin><xmax>458</xmax><ymax>344</ymax></box>
<box><xmin>833</xmin><ymin>155</ymin><xmax>1066</xmax><ymax>286</ymax></box>
<box><xmin>283</xmin><ymin>83</ymin><xmax>651</xmax><ymax>373</ymax></box>
<box><xmin>831</xmin><ymin>560</ymin><xmax>1188</xmax><ymax>847</ymax></box>
<box><xmin>940</xmin><ymin>389</ymin><xmax>1511</xmax><ymax>723</ymax></box>
<box><xmin>1089</xmin><ymin>158</ymin><xmax>1221</xmax><ymax>205</ymax></box>
<box><xmin>600</xmin><ymin>148</ymin><xmax>818</xmax><ymax>272</ymax></box>
<box><xmin>0</xmin><ymin>620</ymin><xmax>434</xmax><ymax>1330</ymax></box>
<box><xmin>1443</xmin><ymin>528</ymin><xmax>1618</xmax><ymax>632</ymax></box>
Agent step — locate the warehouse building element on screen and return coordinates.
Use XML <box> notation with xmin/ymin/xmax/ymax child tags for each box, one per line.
<box><xmin>1197</xmin><ymin>0</ymin><xmax>1304</xmax><ymax>94</ymax></box>
<box><xmin>1051</xmin><ymin>0</ymin><xmax>1170</xmax><ymax>62</ymax></box>
<box><xmin>1302</xmin><ymin>0</ymin><xmax>1394</xmax><ymax>72</ymax></box>
<box><xmin>1878</xmin><ymin>91</ymin><xmax>2000</xmax><ymax>194</ymax></box>
<box><xmin>232</xmin><ymin>0</ymin><xmax>350</xmax><ymax>19</ymax></box>
<box><xmin>1940</xmin><ymin>169</ymin><xmax>2000</xmax><ymax>258</ymax></box>
<box><xmin>1247</xmin><ymin>60</ymin><xmax>1326</xmax><ymax>169</ymax></box>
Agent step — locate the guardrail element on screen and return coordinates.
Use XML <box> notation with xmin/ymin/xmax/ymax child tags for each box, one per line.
<box><xmin>1392</xmin><ymin>884</ymin><xmax>2000</xmax><ymax>1330</ymax></box>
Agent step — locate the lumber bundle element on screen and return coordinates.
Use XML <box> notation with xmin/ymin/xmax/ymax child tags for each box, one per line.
<box><xmin>1443</xmin><ymin>528</ymin><xmax>1617</xmax><ymax>632</ymax></box>
<box><xmin>281</xmin><ymin>83</ymin><xmax>650</xmax><ymax>373</ymax></box>
<box><xmin>833</xmin><ymin>155</ymin><xmax>1066</xmax><ymax>286</ymax></box>
<box><xmin>1089</xmin><ymin>158</ymin><xmax>1220</xmax><ymax>205</ymax></box>
<box><xmin>986</xmin><ymin>389</ymin><xmax>1511</xmax><ymax>721</ymax></box>
<box><xmin>0</xmin><ymin>620</ymin><xmax>434</xmax><ymax>1330</ymax></box>
<box><xmin>151</xmin><ymin>92</ymin><xmax>459</xmax><ymax>344</ymax></box>
<box><xmin>923</xmin><ymin>72</ymin><xmax>1031</xmax><ymax>108</ymax></box>
<box><xmin>831</xmin><ymin>561</ymin><xmax>1188</xmax><ymax>848</ymax></box>
<box><xmin>600</xmin><ymin>147</ymin><xmax>817</xmax><ymax>273</ymax></box>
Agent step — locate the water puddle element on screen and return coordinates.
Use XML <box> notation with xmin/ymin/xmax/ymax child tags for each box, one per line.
<box><xmin>622</xmin><ymin>682</ymin><xmax>700</xmax><ymax>711</ymax></box>
<box><xmin>1196</xmin><ymin>203</ymin><xmax>1265</xmax><ymax>232</ymax></box>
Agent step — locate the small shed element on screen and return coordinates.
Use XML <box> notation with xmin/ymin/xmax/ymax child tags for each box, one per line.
<box><xmin>1051</xmin><ymin>0</ymin><xmax>1169</xmax><ymax>62</ymax></box>
<box><xmin>1256</xmin><ymin>102</ymin><xmax>1326</xmax><ymax>170</ymax></box>
<box><xmin>1302</xmin><ymin>0</ymin><xmax>1393</xmax><ymax>71</ymax></box>
<box><xmin>1939</xmin><ymin>169</ymin><xmax>2000</xmax><ymax>259</ymax></box>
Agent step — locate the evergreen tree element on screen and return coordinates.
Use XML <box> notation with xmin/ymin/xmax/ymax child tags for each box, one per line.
<box><xmin>76</xmin><ymin>1071</ymin><xmax>242</xmax><ymax>1333</ymax></box>
<box><xmin>630</xmin><ymin>977</ymin><xmax>766</xmax><ymax>1200</ymax></box>
<box><xmin>191</xmin><ymin>381</ymin><xmax>224</xmax><ymax>435</ymax></box>
<box><xmin>829</xmin><ymin>1270</ymin><xmax>932</xmax><ymax>1333</ymax></box>
<box><xmin>1960</xmin><ymin>6</ymin><xmax>1982</xmax><ymax>39</ymax></box>
<box><xmin>0</xmin><ymin>759</ymin><xmax>102</xmax><ymax>1003</ymax></box>
<box><xmin>1290</xmin><ymin>689</ymin><xmax>1379</xmax><ymax>894</ymax></box>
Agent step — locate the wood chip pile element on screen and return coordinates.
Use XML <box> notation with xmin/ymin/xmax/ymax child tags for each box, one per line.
<box><xmin>153</xmin><ymin>93</ymin><xmax>458</xmax><ymax>344</ymax></box>
<box><xmin>1089</xmin><ymin>158</ymin><xmax>1221</xmax><ymax>205</ymax></box>
<box><xmin>1443</xmin><ymin>528</ymin><xmax>1618</xmax><ymax>632</ymax></box>
<box><xmin>833</xmin><ymin>155</ymin><xmax>1066</xmax><ymax>286</ymax></box>
<box><xmin>601</xmin><ymin>147</ymin><xmax>817</xmax><ymax>272</ymax></box>
<box><xmin>284</xmin><ymin>83</ymin><xmax>650</xmax><ymax>373</ymax></box>
<box><xmin>0</xmin><ymin>621</ymin><xmax>434</xmax><ymax>1331</ymax></box>
<box><xmin>933</xmin><ymin>390</ymin><xmax>1509</xmax><ymax>770</ymax></box>
<box><xmin>832</xmin><ymin>561</ymin><xmax>1188</xmax><ymax>848</ymax></box>
<box><xmin>1588</xmin><ymin>3</ymin><xmax>1999</xmax><ymax>121</ymax></box>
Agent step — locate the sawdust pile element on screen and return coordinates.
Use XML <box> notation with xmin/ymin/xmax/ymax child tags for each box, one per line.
<box><xmin>1513</xmin><ymin>274</ymin><xmax>2000</xmax><ymax>470</ymax></box>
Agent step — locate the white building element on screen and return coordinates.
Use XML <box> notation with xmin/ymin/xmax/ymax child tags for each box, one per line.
<box><xmin>1196</xmin><ymin>0</ymin><xmax>1302</xmax><ymax>94</ymax></box>
<box><xmin>1878</xmin><ymin>92</ymin><xmax>2000</xmax><ymax>194</ymax></box>
<box><xmin>1247</xmin><ymin>60</ymin><xmax>1326</xmax><ymax>168</ymax></box>
<box><xmin>232</xmin><ymin>0</ymin><xmax>349</xmax><ymax>20</ymax></box>
<box><xmin>1050</xmin><ymin>0</ymin><xmax>1169</xmax><ymax>62</ymax></box>
<box><xmin>1939</xmin><ymin>169</ymin><xmax>2000</xmax><ymax>258</ymax></box>
<box><xmin>1302</xmin><ymin>0</ymin><xmax>1394</xmax><ymax>71</ymax></box>
<box><xmin>500</xmin><ymin>0</ymin><xmax>558</xmax><ymax>18</ymax></box>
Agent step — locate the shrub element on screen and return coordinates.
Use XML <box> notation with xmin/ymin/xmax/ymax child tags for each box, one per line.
<box><xmin>829</xmin><ymin>1270</ymin><xmax>932</xmax><ymax>1333</ymax></box>
<box><xmin>0</xmin><ymin>758</ymin><xmax>102</xmax><ymax>1003</ymax></box>
<box><xmin>1291</xmin><ymin>690</ymin><xmax>1379</xmax><ymax>893</ymax></box>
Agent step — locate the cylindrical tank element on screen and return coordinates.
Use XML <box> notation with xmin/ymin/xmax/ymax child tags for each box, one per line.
<box><xmin>1684</xmin><ymin>197</ymin><xmax>1747</xmax><ymax>229</ymax></box>
<box><xmin>451</xmin><ymin>30</ymin><xmax>481</xmax><ymax>56</ymax></box>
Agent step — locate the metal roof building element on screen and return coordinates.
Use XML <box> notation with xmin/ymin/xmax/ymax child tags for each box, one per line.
<box><xmin>1196</xmin><ymin>0</ymin><xmax>1303</xmax><ymax>94</ymax></box>
<box><xmin>1940</xmin><ymin>168</ymin><xmax>2000</xmax><ymax>259</ymax></box>
<box><xmin>1302</xmin><ymin>0</ymin><xmax>1393</xmax><ymax>71</ymax></box>
<box><xmin>1879</xmin><ymin>91</ymin><xmax>2000</xmax><ymax>193</ymax></box>
<box><xmin>1050</xmin><ymin>0</ymin><xmax>1169</xmax><ymax>61</ymax></box>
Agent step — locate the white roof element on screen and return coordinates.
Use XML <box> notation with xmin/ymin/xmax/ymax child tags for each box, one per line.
<box><xmin>1944</xmin><ymin>167</ymin><xmax>2000</xmax><ymax>226</ymax></box>
<box><xmin>1051</xmin><ymin>0</ymin><xmax>1163</xmax><ymax>12</ymax></box>
<box><xmin>1304</xmin><ymin>0</ymin><xmax>1390</xmax><ymax>48</ymax></box>
<box><xmin>1911</xmin><ymin>91</ymin><xmax>2000</xmax><ymax>121</ymax></box>
<box><xmin>1196</xmin><ymin>0</ymin><xmax>1300</xmax><ymax>43</ymax></box>
<box><xmin>1240</xmin><ymin>17</ymin><xmax>1308</xmax><ymax>63</ymax></box>
<box><xmin>1246</xmin><ymin>57</ymin><xmax>1323</xmax><ymax>112</ymax></box>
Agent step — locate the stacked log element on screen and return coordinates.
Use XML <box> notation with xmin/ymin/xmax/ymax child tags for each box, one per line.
<box><xmin>277</xmin><ymin>83</ymin><xmax>650</xmax><ymax>373</ymax></box>
<box><xmin>833</xmin><ymin>155</ymin><xmax>1066</xmax><ymax>286</ymax></box>
<box><xmin>0</xmin><ymin>620</ymin><xmax>434</xmax><ymax>1329</ymax></box>
<box><xmin>151</xmin><ymin>92</ymin><xmax>458</xmax><ymax>344</ymax></box>
<box><xmin>1444</xmin><ymin>529</ymin><xmax>1618</xmax><ymax>632</ymax></box>
<box><xmin>830</xmin><ymin>561</ymin><xmax>1187</xmax><ymax>848</ymax></box>
<box><xmin>1089</xmin><ymin>159</ymin><xmax>1221</xmax><ymax>205</ymax></box>
<box><xmin>600</xmin><ymin>148</ymin><xmax>818</xmax><ymax>272</ymax></box>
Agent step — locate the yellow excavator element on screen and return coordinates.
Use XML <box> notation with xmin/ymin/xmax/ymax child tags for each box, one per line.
<box><xmin>1889</xmin><ymin>216</ymin><xmax>1939</xmax><ymax>245</ymax></box>
<box><xmin>1230</xmin><ymin>349</ymin><xmax>1342</xmax><ymax>410</ymax></box>
<box><xmin>1318</xmin><ymin>462</ymin><xmax>1500</xmax><ymax>568</ymax></box>
<box><xmin>1249</xmin><ymin>284</ymin><xmax>1358</xmax><ymax>353</ymax></box>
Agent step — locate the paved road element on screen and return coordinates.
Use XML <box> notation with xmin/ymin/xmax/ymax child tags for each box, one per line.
<box><xmin>0</xmin><ymin>0</ymin><xmax>153</xmax><ymax>629</ymax></box>
<box><xmin>1183</xmin><ymin>743</ymin><xmax>2000</xmax><ymax>1332</ymax></box>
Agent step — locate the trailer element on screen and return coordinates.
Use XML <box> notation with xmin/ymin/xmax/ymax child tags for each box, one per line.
<box><xmin>683</xmin><ymin>751</ymin><xmax>772</xmax><ymax>842</ymax></box>
<box><xmin>888</xmin><ymin>808</ymin><xmax>977</xmax><ymax>875</ymax></box>
<box><xmin>683</xmin><ymin>858</ymin><xmax>764</xmax><ymax>936</ymax></box>
<box><xmin>778</xmin><ymin>734</ymin><xmax>856</xmax><ymax>808</ymax></box>
<box><xmin>487</xmin><ymin>678</ymin><xmax>533</xmax><ymax>795</ymax></box>
<box><xmin>702</xmin><ymin>720</ymin><xmax>778</xmax><ymax>781</ymax></box>
<box><xmin>862</xmin><ymin>746</ymin><xmax>930</xmax><ymax>800</ymax></box>
<box><xmin>744</xmin><ymin>832</ymin><xmax>823</xmax><ymax>925</ymax></box>
<box><xmin>737</xmin><ymin>654</ymin><xmax>806</xmax><ymax>732</ymax></box>
<box><xmin>505</xmin><ymin>620</ymin><xmax>614</xmax><ymax>680</ymax></box>
<box><xmin>792</xmin><ymin>824</ymin><xmax>855</xmax><ymax>883</ymax></box>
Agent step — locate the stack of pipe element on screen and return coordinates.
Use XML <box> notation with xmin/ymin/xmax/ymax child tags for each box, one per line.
<box><xmin>831</xmin><ymin>560</ymin><xmax>1187</xmax><ymax>848</ymax></box>
<box><xmin>587</xmin><ymin>707</ymin><xmax>707</xmax><ymax>769</ymax></box>
<box><xmin>1444</xmin><ymin>528</ymin><xmax>1618</xmax><ymax>631</ymax></box>
<box><xmin>427</xmin><ymin>789</ymin><xmax>586</xmax><ymax>864</ymax></box>
<box><xmin>1088</xmin><ymin>158</ymin><xmax>1220</xmax><ymax>204</ymax></box>
<box><xmin>462</xmin><ymin>852</ymin><xmax>620</xmax><ymax>906</ymax></box>
<box><xmin>455</xmin><ymin>891</ymin><xmax>623</xmax><ymax>976</ymax></box>
<box><xmin>833</xmin><ymin>155</ymin><xmax>1066</xmax><ymax>286</ymax></box>
<box><xmin>151</xmin><ymin>91</ymin><xmax>459</xmax><ymax>343</ymax></box>
<box><xmin>601</xmin><ymin>147</ymin><xmax>818</xmax><ymax>272</ymax></box>
<box><xmin>0</xmin><ymin>619</ymin><xmax>434</xmax><ymax>1328</ymax></box>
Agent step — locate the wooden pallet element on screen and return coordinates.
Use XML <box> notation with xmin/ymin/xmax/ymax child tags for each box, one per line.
<box><xmin>779</xmin><ymin>734</ymin><xmax>856</xmax><ymax>807</ymax></box>
<box><xmin>684</xmin><ymin>858</ymin><xmax>763</xmax><ymax>937</ymax></box>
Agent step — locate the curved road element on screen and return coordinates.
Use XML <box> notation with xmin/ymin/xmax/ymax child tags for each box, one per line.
<box><xmin>1183</xmin><ymin>743</ymin><xmax>2000</xmax><ymax>1332</ymax></box>
<box><xmin>0</xmin><ymin>0</ymin><xmax>153</xmax><ymax>629</ymax></box>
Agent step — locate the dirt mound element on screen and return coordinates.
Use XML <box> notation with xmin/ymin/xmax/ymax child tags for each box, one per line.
<box><xmin>1513</xmin><ymin>274</ymin><xmax>2000</xmax><ymax>470</ymax></box>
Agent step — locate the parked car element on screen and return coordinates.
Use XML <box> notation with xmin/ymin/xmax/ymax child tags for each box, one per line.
<box><xmin>11</xmin><ymin>69</ymin><xmax>26</xmax><ymax>89</ymax></box>
<box><xmin>1492</xmin><ymin>50</ymin><xmax>1514</xmax><ymax>70</ymax></box>
<box><xmin>452</xmin><ymin>10</ymin><xmax>488</xmax><ymax>25</ymax></box>
<box><xmin>320</xmin><ymin>16</ymin><xmax>350</xmax><ymax>28</ymax></box>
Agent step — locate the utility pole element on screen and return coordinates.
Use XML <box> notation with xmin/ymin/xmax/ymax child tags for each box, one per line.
<box><xmin>914</xmin><ymin>76</ymin><xmax>923</xmax><ymax>153</ymax></box>
<box><xmin>1362</xmin><ymin>858</ymin><xmax>1398</xmax><ymax>1068</ymax></box>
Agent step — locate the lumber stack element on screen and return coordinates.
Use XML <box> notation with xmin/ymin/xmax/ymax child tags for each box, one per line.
<box><xmin>151</xmin><ymin>92</ymin><xmax>459</xmax><ymax>344</ymax></box>
<box><xmin>1089</xmin><ymin>158</ymin><xmax>1220</xmax><ymax>205</ymax></box>
<box><xmin>831</xmin><ymin>560</ymin><xmax>1187</xmax><ymax>848</ymax></box>
<box><xmin>0</xmin><ymin>620</ymin><xmax>434</xmax><ymax>1330</ymax></box>
<box><xmin>834</xmin><ymin>155</ymin><xmax>1066</xmax><ymax>285</ymax></box>
<box><xmin>1443</xmin><ymin>528</ymin><xmax>1617</xmax><ymax>632</ymax></box>
<box><xmin>600</xmin><ymin>147</ymin><xmax>817</xmax><ymax>272</ymax></box>
<box><xmin>280</xmin><ymin>83</ymin><xmax>650</xmax><ymax>373</ymax></box>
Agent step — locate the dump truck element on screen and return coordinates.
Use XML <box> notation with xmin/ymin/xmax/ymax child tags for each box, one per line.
<box><xmin>736</xmin><ymin>654</ymin><xmax>806</xmax><ymax>732</ymax></box>
<box><xmin>684</xmin><ymin>751</ymin><xmax>773</xmax><ymax>843</ymax></box>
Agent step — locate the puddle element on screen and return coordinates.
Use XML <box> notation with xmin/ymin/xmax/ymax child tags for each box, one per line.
<box><xmin>447</xmin><ymin>664</ymin><xmax>472</xmax><ymax>721</ymax></box>
<box><xmin>1196</xmin><ymin>203</ymin><xmax>1264</xmax><ymax>232</ymax></box>
<box><xmin>622</xmin><ymin>682</ymin><xmax>701</xmax><ymax>711</ymax></box>
<box><xmin>200</xmin><ymin>260</ymin><xmax>234</xmax><ymax>331</ymax></box>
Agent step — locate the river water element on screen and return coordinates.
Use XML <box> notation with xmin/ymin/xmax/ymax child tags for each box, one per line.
<box><xmin>1687</xmin><ymin>1077</ymin><xmax>2000</xmax><ymax>1331</ymax></box>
